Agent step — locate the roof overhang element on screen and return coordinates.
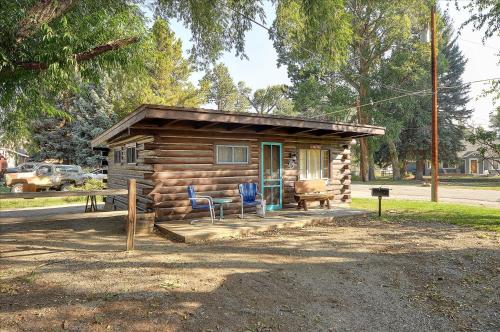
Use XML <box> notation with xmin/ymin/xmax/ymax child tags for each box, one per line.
<box><xmin>92</xmin><ymin>104</ymin><xmax>385</xmax><ymax>147</ymax></box>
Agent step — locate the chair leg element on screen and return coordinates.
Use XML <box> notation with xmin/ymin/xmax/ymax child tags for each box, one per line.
<box><xmin>210</xmin><ymin>207</ymin><xmax>214</xmax><ymax>224</ymax></box>
<box><xmin>241</xmin><ymin>203</ymin><xmax>244</xmax><ymax>219</ymax></box>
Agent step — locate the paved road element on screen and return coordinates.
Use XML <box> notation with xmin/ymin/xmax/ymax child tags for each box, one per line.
<box><xmin>351</xmin><ymin>184</ymin><xmax>500</xmax><ymax>208</ymax></box>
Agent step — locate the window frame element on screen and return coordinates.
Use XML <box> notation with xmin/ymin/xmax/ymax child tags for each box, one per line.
<box><xmin>113</xmin><ymin>148</ymin><xmax>122</xmax><ymax>164</ymax></box>
<box><xmin>299</xmin><ymin>148</ymin><xmax>330</xmax><ymax>180</ymax></box>
<box><xmin>126</xmin><ymin>143</ymin><xmax>137</xmax><ymax>165</ymax></box>
<box><xmin>215</xmin><ymin>144</ymin><xmax>250</xmax><ymax>165</ymax></box>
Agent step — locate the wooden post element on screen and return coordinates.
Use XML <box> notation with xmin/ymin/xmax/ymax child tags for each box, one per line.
<box><xmin>430</xmin><ymin>4</ymin><xmax>439</xmax><ymax>202</ymax></box>
<box><xmin>126</xmin><ymin>179</ymin><xmax>137</xmax><ymax>251</ymax></box>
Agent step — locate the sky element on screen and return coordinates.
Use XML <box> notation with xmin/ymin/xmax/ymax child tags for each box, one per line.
<box><xmin>168</xmin><ymin>0</ymin><xmax>499</xmax><ymax>128</ymax></box>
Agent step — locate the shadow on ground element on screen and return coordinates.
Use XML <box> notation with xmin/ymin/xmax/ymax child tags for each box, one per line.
<box><xmin>1</xmin><ymin>214</ymin><xmax>499</xmax><ymax>331</ymax></box>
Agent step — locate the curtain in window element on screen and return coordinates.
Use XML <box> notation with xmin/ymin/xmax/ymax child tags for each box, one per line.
<box><xmin>299</xmin><ymin>149</ymin><xmax>330</xmax><ymax>179</ymax></box>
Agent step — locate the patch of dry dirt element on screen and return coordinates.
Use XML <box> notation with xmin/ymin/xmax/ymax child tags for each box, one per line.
<box><xmin>1</xmin><ymin>215</ymin><xmax>499</xmax><ymax>331</ymax></box>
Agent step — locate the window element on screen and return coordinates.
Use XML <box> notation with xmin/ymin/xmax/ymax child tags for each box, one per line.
<box><xmin>126</xmin><ymin>144</ymin><xmax>137</xmax><ymax>164</ymax></box>
<box><xmin>216</xmin><ymin>145</ymin><xmax>249</xmax><ymax>164</ymax></box>
<box><xmin>37</xmin><ymin>165</ymin><xmax>52</xmax><ymax>175</ymax></box>
<box><xmin>113</xmin><ymin>149</ymin><xmax>122</xmax><ymax>164</ymax></box>
<box><xmin>299</xmin><ymin>149</ymin><xmax>330</xmax><ymax>179</ymax></box>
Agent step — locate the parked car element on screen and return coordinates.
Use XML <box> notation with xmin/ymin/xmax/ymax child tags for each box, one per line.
<box><xmin>4</xmin><ymin>162</ymin><xmax>39</xmax><ymax>174</ymax></box>
<box><xmin>83</xmin><ymin>169</ymin><xmax>107</xmax><ymax>181</ymax></box>
<box><xmin>5</xmin><ymin>163</ymin><xmax>86</xmax><ymax>193</ymax></box>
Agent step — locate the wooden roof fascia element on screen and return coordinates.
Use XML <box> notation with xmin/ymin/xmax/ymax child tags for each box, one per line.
<box><xmin>91</xmin><ymin>106</ymin><xmax>147</xmax><ymax>147</ymax></box>
<box><xmin>92</xmin><ymin>105</ymin><xmax>385</xmax><ymax>146</ymax></box>
<box><xmin>145</xmin><ymin>106</ymin><xmax>385</xmax><ymax>136</ymax></box>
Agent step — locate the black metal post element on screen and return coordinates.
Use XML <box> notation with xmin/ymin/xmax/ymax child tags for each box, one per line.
<box><xmin>378</xmin><ymin>196</ymin><xmax>382</xmax><ymax>217</ymax></box>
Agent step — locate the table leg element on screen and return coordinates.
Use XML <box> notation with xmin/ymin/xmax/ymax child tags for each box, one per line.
<box><xmin>219</xmin><ymin>204</ymin><xmax>224</xmax><ymax>221</ymax></box>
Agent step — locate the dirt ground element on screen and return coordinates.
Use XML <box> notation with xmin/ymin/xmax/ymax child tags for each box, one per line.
<box><xmin>1</xmin><ymin>214</ymin><xmax>499</xmax><ymax>331</ymax></box>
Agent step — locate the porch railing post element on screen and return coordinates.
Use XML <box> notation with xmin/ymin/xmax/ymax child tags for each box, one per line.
<box><xmin>126</xmin><ymin>179</ymin><xmax>137</xmax><ymax>251</ymax></box>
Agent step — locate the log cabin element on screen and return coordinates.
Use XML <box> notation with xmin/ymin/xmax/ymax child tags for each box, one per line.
<box><xmin>91</xmin><ymin>104</ymin><xmax>385</xmax><ymax>222</ymax></box>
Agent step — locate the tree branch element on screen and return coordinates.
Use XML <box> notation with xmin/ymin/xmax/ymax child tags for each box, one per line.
<box><xmin>14</xmin><ymin>36</ymin><xmax>140</xmax><ymax>71</ymax></box>
<box><xmin>16</xmin><ymin>0</ymin><xmax>79</xmax><ymax>44</ymax></box>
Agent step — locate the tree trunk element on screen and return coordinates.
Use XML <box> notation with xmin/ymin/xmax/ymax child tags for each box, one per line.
<box><xmin>387</xmin><ymin>139</ymin><xmax>401</xmax><ymax>180</ymax></box>
<box><xmin>356</xmin><ymin>99</ymin><xmax>369</xmax><ymax>182</ymax></box>
<box><xmin>368</xmin><ymin>150</ymin><xmax>376</xmax><ymax>181</ymax></box>
<box><xmin>400</xmin><ymin>159</ymin><xmax>407</xmax><ymax>178</ymax></box>
<box><xmin>415</xmin><ymin>151</ymin><xmax>425</xmax><ymax>181</ymax></box>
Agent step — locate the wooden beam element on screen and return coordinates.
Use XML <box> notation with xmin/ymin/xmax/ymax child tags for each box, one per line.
<box><xmin>226</xmin><ymin>123</ymin><xmax>255</xmax><ymax>131</ymax></box>
<box><xmin>194</xmin><ymin>122</ymin><xmax>221</xmax><ymax>129</ymax></box>
<box><xmin>126</xmin><ymin>179</ymin><xmax>137</xmax><ymax>251</ymax></box>
<box><xmin>286</xmin><ymin>128</ymin><xmax>319</xmax><ymax>135</ymax></box>
<box><xmin>160</xmin><ymin>119</ymin><xmax>183</xmax><ymax>128</ymax></box>
<box><xmin>255</xmin><ymin>125</ymin><xmax>283</xmax><ymax>133</ymax></box>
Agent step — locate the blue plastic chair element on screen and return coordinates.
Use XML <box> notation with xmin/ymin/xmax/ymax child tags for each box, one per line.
<box><xmin>187</xmin><ymin>185</ymin><xmax>218</xmax><ymax>224</ymax></box>
<box><xmin>238</xmin><ymin>183</ymin><xmax>262</xmax><ymax>218</ymax></box>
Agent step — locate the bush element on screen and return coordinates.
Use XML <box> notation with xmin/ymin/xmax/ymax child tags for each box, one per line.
<box><xmin>69</xmin><ymin>179</ymin><xmax>106</xmax><ymax>191</ymax></box>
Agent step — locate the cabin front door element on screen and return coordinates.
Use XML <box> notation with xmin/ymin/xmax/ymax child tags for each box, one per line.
<box><xmin>261</xmin><ymin>142</ymin><xmax>282</xmax><ymax>210</ymax></box>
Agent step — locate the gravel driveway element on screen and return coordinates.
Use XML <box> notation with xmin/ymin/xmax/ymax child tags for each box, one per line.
<box><xmin>352</xmin><ymin>184</ymin><xmax>500</xmax><ymax>208</ymax></box>
<box><xmin>1</xmin><ymin>214</ymin><xmax>499</xmax><ymax>331</ymax></box>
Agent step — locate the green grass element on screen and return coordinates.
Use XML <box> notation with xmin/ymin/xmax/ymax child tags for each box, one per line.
<box><xmin>351</xmin><ymin>198</ymin><xmax>500</xmax><ymax>232</ymax></box>
<box><xmin>351</xmin><ymin>175</ymin><xmax>500</xmax><ymax>190</ymax></box>
<box><xmin>0</xmin><ymin>196</ymin><xmax>90</xmax><ymax>210</ymax></box>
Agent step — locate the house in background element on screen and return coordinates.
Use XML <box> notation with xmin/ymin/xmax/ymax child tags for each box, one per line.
<box><xmin>92</xmin><ymin>105</ymin><xmax>385</xmax><ymax>222</ymax></box>
<box><xmin>0</xmin><ymin>147</ymin><xmax>30</xmax><ymax>168</ymax></box>
<box><xmin>458</xmin><ymin>140</ymin><xmax>500</xmax><ymax>175</ymax></box>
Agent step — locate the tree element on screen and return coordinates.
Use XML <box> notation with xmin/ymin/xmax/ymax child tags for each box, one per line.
<box><xmin>32</xmin><ymin>73</ymin><xmax>119</xmax><ymax>166</ymax></box>
<box><xmin>30</xmin><ymin>18</ymin><xmax>203</xmax><ymax>165</ymax></box>
<box><xmin>137</xmin><ymin>18</ymin><xmax>203</xmax><ymax>107</ymax></box>
<box><xmin>460</xmin><ymin>0</ymin><xmax>500</xmax><ymax>40</ymax></box>
<box><xmin>273</xmin><ymin>0</ymin><xmax>428</xmax><ymax>181</ymax></box>
<box><xmin>200</xmin><ymin>63</ymin><xmax>251</xmax><ymax>112</ymax></box>
<box><xmin>248</xmin><ymin>85</ymin><xmax>294</xmax><ymax>115</ymax></box>
<box><xmin>0</xmin><ymin>0</ymin><xmax>269</xmax><ymax>141</ymax></box>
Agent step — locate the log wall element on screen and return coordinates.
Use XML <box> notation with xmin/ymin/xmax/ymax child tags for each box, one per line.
<box><xmin>106</xmin><ymin>130</ymin><xmax>353</xmax><ymax>222</ymax></box>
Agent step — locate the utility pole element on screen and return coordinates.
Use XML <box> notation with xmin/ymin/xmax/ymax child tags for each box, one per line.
<box><xmin>430</xmin><ymin>4</ymin><xmax>439</xmax><ymax>202</ymax></box>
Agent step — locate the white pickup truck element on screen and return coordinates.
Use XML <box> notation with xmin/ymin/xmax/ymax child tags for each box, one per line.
<box><xmin>5</xmin><ymin>164</ymin><xmax>85</xmax><ymax>193</ymax></box>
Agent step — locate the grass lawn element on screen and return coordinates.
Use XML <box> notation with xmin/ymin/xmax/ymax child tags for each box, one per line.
<box><xmin>0</xmin><ymin>196</ymin><xmax>90</xmax><ymax>210</ymax></box>
<box><xmin>351</xmin><ymin>175</ymin><xmax>500</xmax><ymax>191</ymax></box>
<box><xmin>351</xmin><ymin>198</ymin><xmax>500</xmax><ymax>232</ymax></box>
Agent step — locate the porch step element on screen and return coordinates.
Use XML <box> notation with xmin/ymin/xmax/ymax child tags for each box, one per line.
<box><xmin>155</xmin><ymin>208</ymin><xmax>369</xmax><ymax>243</ymax></box>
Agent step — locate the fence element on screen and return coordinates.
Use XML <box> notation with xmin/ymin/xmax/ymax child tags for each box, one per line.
<box><xmin>0</xmin><ymin>179</ymin><xmax>138</xmax><ymax>251</ymax></box>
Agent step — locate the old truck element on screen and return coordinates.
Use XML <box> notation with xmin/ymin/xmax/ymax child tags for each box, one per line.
<box><xmin>5</xmin><ymin>164</ymin><xmax>86</xmax><ymax>193</ymax></box>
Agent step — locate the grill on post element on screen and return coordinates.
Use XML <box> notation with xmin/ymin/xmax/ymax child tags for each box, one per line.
<box><xmin>371</xmin><ymin>187</ymin><xmax>390</xmax><ymax>217</ymax></box>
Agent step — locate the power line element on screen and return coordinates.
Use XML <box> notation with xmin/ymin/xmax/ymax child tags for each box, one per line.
<box><xmin>307</xmin><ymin>77</ymin><xmax>500</xmax><ymax>119</ymax></box>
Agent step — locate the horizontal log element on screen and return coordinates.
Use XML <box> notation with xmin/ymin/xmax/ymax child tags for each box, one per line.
<box><xmin>152</xmin><ymin>176</ymin><xmax>259</xmax><ymax>186</ymax></box>
<box><xmin>153</xmin><ymin>164</ymin><xmax>258</xmax><ymax>171</ymax></box>
<box><xmin>145</xmin><ymin>143</ymin><xmax>214</xmax><ymax>150</ymax></box>
<box><xmin>0</xmin><ymin>189</ymin><xmax>128</xmax><ymax>200</ymax></box>
<box><xmin>147</xmin><ymin>183</ymin><xmax>240</xmax><ymax>195</ymax></box>
<box><xmin>147</xmin><ymin>169</ymin><xmax>259</xmax><ymax>179</ymax></box>
<box><xmin>154</xmin><ymin>150</ymin><xmax>214</xmax><ymax>158</ymax></box>
<box><xmin>149</xmin><ymin>189</ymin><xmax>241</xmax><ymax>202</ymax></box>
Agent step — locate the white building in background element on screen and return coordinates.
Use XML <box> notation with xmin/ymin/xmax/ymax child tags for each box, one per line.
<box><xmin>0</xmin><ymin>147</ymin><xmax>30</xmax><ymax>168</ymax></box>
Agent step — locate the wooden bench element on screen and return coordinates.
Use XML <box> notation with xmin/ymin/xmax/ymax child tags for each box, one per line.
<box><xmin>294</xmin><ymin>179</ymin><xmax>334</xmax><ymax>211</ymax></box>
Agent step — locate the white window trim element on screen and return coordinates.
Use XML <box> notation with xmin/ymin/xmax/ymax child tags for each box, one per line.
<box><xmin>215</xmin><ymin>144</ymin><xmax>249</xmax><ymax>165</ymax></box>
<box><xmin>469</xmin><ymin>158</ymin><xmax>478</xmax><ymax>174</ymax></box>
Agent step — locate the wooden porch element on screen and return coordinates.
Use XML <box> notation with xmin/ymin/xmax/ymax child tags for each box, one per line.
<box><xmin>155</xmin><ymin>207</ymin><xmax>369</xmax><ymax>243</ymax></box>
